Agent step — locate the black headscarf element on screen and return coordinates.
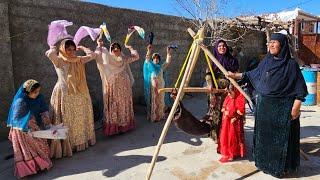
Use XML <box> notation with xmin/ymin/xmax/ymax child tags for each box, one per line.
<box><xmin>245</xmin><ymin>33</ymin><xmax>308</xmax><ymax>98</ymax></box>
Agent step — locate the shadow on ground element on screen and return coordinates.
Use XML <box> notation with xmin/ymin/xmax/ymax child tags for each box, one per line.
<box><xmin>0</xmin><ymin>95</ymin><xmax>208</xmax><ymax>179</ymax></box>
<box><xmin>1</xmin><ymin>94</ymin><xmax>320</xmax><ymax>179</ymax></box>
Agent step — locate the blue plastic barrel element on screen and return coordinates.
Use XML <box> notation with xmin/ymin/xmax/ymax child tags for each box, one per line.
<box><xmin>302</xmin><ymin>68</ymin><xmax>317</xmax><ymax>105</ymax></box>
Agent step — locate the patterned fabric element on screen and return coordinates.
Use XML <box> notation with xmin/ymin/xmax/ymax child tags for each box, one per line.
<box><xmin>58</xmin><ymin>39</ymin><xmax>91</xmax><ymax>95</ymax></box>
<box><xmin>206</xmin><ymin>39</ymin><xmax>238</xmax><ymax>141</ymax></box>
<box><xmin>144</xmin><ymin>59</ymin><xmax>171</xmax><ymax>122</ymax></box>
<box><xmin>7</xmin><ymin>86</ymin><xmax>32</xmax><ymax>132</ymax></box>
<box><xmin>253</xmin><ymin>94</ymin><xmax>299</xmax><ymax>177</ymax></box>
<box><xmin>7</xmin><ymin>81</ymin><xmax>52</xmax><ymax>178</ymax></box>
<box><xmin>9</xmin><ymin>126</ymin><xmax>52</xmax><ymax>178</ymax></box>
<box><xmin>23</xmin><ymin>79</ymin><xmax>38</xmax><ymax>93</ymax></box>
<box><xmin>242</xmin><ymin>33</ymin><xmax>306</xmax><ymax>178</ymax></box>
<box><xmin>95</xmin><ymin>46</ymin><xmax>136</xmax><ymax>85</ymax></box>
<box><xmin>7</xmin><ymin>84</ymin><xmax>48</xmax><ymax>132</ymax></box>
<box><xmin>207</xmin><ymin>94</ymin><xmax>224</xmax><ymax>141</ymax></box>
<box><xmin>46</xmin><ymin>45</ymin><xmax>96</xmax><ymax>158</ymax></box>
<box><xmin>103</xmin><ymin>71</ymin><xmax>135</xmax><ymax>135</ymax></box>
<box><xmin>207</xmin><ymin>78</ymin><xmax>229</xmax><ymax>141</ymax></box>
<box><xmin>27</xmin><ymin>94</ymin><xmax>49</xmax><ymax>129</ymax></box>
<box><xmin>143</xmin><ymin>59</ymin><xmax>162</xmax><ymax>119</ymax></box>
<box><xmin>150</xmin><ymin>71</ymin><xmax>166</xmax><ymax>122</ymax></box>
<box><xmin>95</xmin><ymin>46</ymin><xmax>139</xmax><ymax>136</ymax></box>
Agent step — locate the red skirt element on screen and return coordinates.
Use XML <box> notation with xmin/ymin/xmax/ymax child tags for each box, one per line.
<box><xmin>9</xmin><ymin>129</ymin><xmax>52</xmax><ymax>178</ymax></box>
<box><xmin>218</xmin><ymin>116</ymin><xmax>245</xmax><ymax>159</ymax></box>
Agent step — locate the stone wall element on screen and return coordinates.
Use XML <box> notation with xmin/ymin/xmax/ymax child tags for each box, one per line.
<box><xmin>0</xmin><ymin>0</ymin><xmax>15</xmax><ymax>140</ymax></box>
<box><xmin>238</xmin><ymin>30</ymin><xmax>267</xmax><ymax>72</ymax></box>
<box><xmin>0</xmin><ymin>0</ymin><xmax>266</xmax><ymax>140</ymax></box>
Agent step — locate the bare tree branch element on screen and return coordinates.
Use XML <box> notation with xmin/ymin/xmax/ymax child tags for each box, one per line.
<box><xmin>174</xmin><ymin>0</ymin><xmax>292</xmax><ymax>48</ymax></box>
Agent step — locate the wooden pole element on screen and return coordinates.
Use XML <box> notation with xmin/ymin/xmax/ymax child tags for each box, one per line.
<box><xmin>187</xmin><ymin>28</ymin><xmax>196</xmax><ymax>37</ymax></box>
<box><xmin>184</xmin><ymin>28</ymin><xmax>205</xmax><ymax>87</ymax></box>
<box><xmin>199</xmin><ymin>44</ymin><xmax>253</xmax><ymax>106</ymax></box>
<box><xmin>145</xmin><ymin>28</ymin><xmax>203</xmax><ymax>180</ymax></box>
<box><xmin>300</xmin><ymin>149</ymin><xmax>309</xmax><ymax>161</ymax></box>
<box><xmin>158</xmin><ymin>87</ymin><xmax>226</xmax><ymax>94</ymax></box>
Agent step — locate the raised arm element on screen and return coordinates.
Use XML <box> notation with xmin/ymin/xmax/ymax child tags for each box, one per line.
<box><xmin>162</xmin><ymin>46</ymin><xmax>173</xmax><ymax>70</ymax></box>
<box><xmin>77</xmin><ymin>46</ymin><xmax>97</xmax><ymax>64</ymax></box>
<box><xmin>95</xmin><ymin>39</ymin><xmax>106</xmax><ymax>64</ymax></box>
<box><xmin>145</xmin><ymin>44</ymin><xmax>153</xmax><ymax>61</ymax></box>
<box><xmin>45</xmin><ymin>46</ymin><xmax>62</xmax><ymax>66</ymax></box>
<box><xmin>124</xmin><ymin>45</ymin><xmax>140</xmax><ymax>64</ymax></box>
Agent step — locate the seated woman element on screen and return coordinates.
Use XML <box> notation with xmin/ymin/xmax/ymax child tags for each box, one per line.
<box><xmin>143</xmin><ymin>44</ymin><xmax>173</xmax><ymax>122</ymax></box>
<box><xmin>7</xmin><ymin>79</ymin><xmax>52</xmax><ymax>178</ymax></box>
<box><xmin>218</xmin><ymin>84</ymin><xmax>245</xmax><ymax>163</ymax></box>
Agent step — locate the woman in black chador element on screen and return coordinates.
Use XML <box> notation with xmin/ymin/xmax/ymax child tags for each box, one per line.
<box><xmin>228</xmin><ymin>32</ymin><xmax>307</xmax><ymax>177</ymax></box>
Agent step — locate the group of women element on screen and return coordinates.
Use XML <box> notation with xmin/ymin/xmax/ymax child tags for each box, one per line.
<box><xmin>205</xmin><ymin>32</ymin><xmax>307</xmax><ymax>178</ymax></box>
<box><xmin>6</xmin><ymin>34</ymin><xmax>173</xmax><ymax>178</ymax></box>
<box><xmin>6</xmin><ymin>30</ymin><xmax>307</xmax><ymax>179</ymax></box>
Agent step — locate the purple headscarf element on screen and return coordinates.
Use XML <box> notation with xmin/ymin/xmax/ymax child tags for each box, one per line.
<box><xmin>212</xmin><ymin>40</ymin><xmax>239</xmax><ymax>73</ymax></box>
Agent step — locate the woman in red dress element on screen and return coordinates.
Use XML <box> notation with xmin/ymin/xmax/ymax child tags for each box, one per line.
<box><xmin>218</xmin><ymin>84</ymin><xmax>246</xmax><ymax>163</ymax></box>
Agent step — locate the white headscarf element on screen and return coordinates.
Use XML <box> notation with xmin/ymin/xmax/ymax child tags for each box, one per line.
<box><xmin>98</xmin><ymin>43</ymin><xmax>134</xmax><ymax>85</ymax></box>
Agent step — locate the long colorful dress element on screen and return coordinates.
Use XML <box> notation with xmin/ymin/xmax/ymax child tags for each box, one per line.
<box><xmin>143</xmin><ymin>53</ymin><xmax>172</xmax><ymax>122</ymax></box>
<box><xmin>46</xmin><ymin>40</ymin><xmax>96</xmax><ymax>158</ymax></box>
<box><xmin>218</xmin><ymin>90</ymin><xmax>246</xmax><ymax>160</ymax></box>
<box><xmin>7</xmin><ymin>82</ymin><xmax>52</xmax><ymax>178</ymax></box>
<box><xmin>95</xmin><ymin>46</ymin><xmax>139</xmax><ymax>136</ymax></box>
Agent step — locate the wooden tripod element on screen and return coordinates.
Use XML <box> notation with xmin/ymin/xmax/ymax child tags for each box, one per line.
<box><xmin>145</xmin><ymin>27</ymin><xmax>253</xmax><ymax>180</ymax></box>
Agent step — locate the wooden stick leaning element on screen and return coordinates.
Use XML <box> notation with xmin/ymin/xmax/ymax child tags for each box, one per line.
<box><xmin>184</xmin><ymin>29</ymin><xmax>204</xmax><ymax>87</ymax></box>
<box><xmin>200</xmin><ymin>36</ymin><xmax>309</xmax><ymax>162</ymax></box>
<box><xmin>158</xmin><ymin>87</ymin><xmax>226</xmax><ymax>94</ymax></box>
<box><xmin>145</xmin><ymin>28</ymin><xmax>205</xmax><ymax>180</ymax></box>
<box><xmin>300</xmin><ymin>149</ymin><xmax>309</xmax><ymax>161</ymax></box>
<box><xmin>199</xmin><ymin>43</ymin><xmax>253</xmax><ymax>106</ymax></box>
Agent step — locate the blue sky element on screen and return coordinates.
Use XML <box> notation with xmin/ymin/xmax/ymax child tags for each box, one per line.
<box><xmin>85</xmin><ymin>0</ymin><xmax>320</xmax><ymax>18</ymax></box>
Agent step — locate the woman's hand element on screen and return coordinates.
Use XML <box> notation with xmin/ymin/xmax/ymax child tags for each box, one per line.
<box><xmin>125</xmin><ymin>44</ymin><xmax>133</xmax><ymax>50</ymax></box>
<box><xmin>226</xmin><ymin>71</ymin><xmax>236</xmax><ymax>79</ymax></box>
<box><xmin>199</xmin><ymin>43</ymin><xmax>207</xmax><ymax>48</ymax></box>
<box><xmin>77</xmin><ymin>45</ymin><xmax>85</xmax><ymax>51</ymax></box>
<box><xmin>28</xmin><ymin>118</ymin><xmax>39</xmax><ymax>131</ymax></box>
<box><xmin>291</xmin><ymin>108</ymin><xmax>300</xmax><ymax>120</ymax></box>
<box><xmin>41</xmin><ymin>112</ymin><xmax>51</xmax><ymax>125</ymax></box>
<box><xmin>291</xmin><ymin>99</ymin><xmax>302</xmax><ymax>120</ymax></box>
<box><xmin>231</xmin><ymin>118</ymin><xmax>237</xmax><ymax>124</ymax></box>
<box><xmin>147</xmin><ymin>44</ymin><xmax>153</xmax><ymax>51</ymax></box>
<box><xmin>208</xmin><ymin>85</ymin><xmax>219</xmax><ymax>94</ymax></box>
<box><xmin>167</xmin><ymin>46</ymin><xmax>173</xmax><ymax>56</ymax></box>
<box><xmin>226</xmin><ymin>71</ymin><xmax>242</xmax><ymax>80</ymax></box>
